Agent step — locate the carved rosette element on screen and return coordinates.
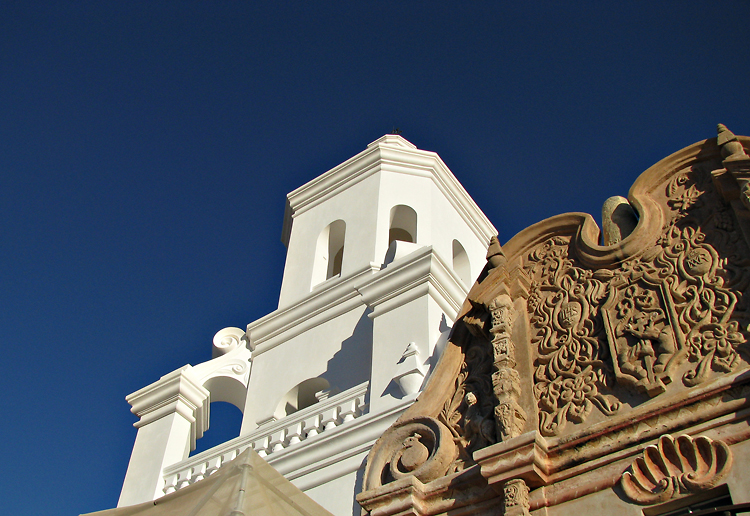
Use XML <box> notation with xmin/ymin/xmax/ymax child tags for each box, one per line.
<box><xmin>620</xmin><ymin>434</ymin><xmax>733</xmax><ymax>505</ymax></box>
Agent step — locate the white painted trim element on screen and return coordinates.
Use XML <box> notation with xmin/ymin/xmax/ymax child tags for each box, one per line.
<box><xmin>248</xmin><ymin>264</ymin><xmax>379</xmax><ymax>356</ymax></box>
<box><xmin>356</xmin><ymin>245</ymin><xmax>468</xmax><ymax>320</ymax></box>
<box><xmin>281</xmin><ymin>135</ymin><xmax>496</xmax><ymax>247</ymax></box>
<box><xmin>126</xmin><ymin>367</ymin><xmax>210</xmax><ymax>449</ymax></box>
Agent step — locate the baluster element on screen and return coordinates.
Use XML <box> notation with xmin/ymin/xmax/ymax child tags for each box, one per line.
<box><xmin>304</xmin><ymin>413</ymin><xmax>322</xmax><ymax>438</ymax></box>
<box><xmin>269</xmin><ymin>429</ymin><xmax>286</xmax><ymax>452</ymax></box>
<box><xmin>286</xmin><ymin>421</ymin><xmax>305</xmax><ymax>445</ymax></box>
<box><xmin>176</xmin><ymin>470</ymin><xmax>191</xmax><ymax>490</ymax></box>
<box><xmin>320</xmin><ymin>406</ymin><xmax>340</xmax><ymax>430</ymax></box>
<box><xmin>253</xmin><ymin>436</ymin><xmax>269</xmax><ymax>457</ymax></box>
<box><xmin>340</xmin><ymin>399</ymin><xmax>358</xmax><ymax>422</ymax></box>
<box><xmin>191</xmin><ymin>463</ymin><xmax>206</xmax><ymax>483</ymax></box>
<box><xmin>163</xmin><ymin>473</ymin><xmax>178</xmax><ymax>494</ymax></box>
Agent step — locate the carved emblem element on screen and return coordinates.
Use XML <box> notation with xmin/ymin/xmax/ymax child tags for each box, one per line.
<box><xmin>602</xmin><ymin>279</ymin><xmax>683</xmax><ymax>396</ymax></box>
<box><xmin>526</xmin><ymin>162</ymin><xmax>750</xmax><ymax>436</ymax></box>
<box><xmin>620</xmin><ymin>434</ymin><xmax>733</xmax><ymax>505</ymax></box>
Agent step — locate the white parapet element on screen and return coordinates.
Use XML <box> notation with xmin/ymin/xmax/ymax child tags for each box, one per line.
<box><xmin>162</xmin><ymin>381</ymin><xmax>369</xmax><ymax>495</ymax></box>
<box><xmin>118</xmin><ymin>366</ymin><xmax>210</xmax><ymax>507</ymax></box>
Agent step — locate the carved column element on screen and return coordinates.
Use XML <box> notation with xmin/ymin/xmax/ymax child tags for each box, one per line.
<box><xmin>712</xmin><ymin>124</ymin><xmax>750</xmax><ymax>247</ymax></box>
<box><xmin>488</xmin><ymin>294</ymin><xmax>527</xmax><ymax>441</ymax></box>
<box><xmin>488</xmin><ymin>295</ymin><xmax>531</xmax><ymax>515</ymax></box>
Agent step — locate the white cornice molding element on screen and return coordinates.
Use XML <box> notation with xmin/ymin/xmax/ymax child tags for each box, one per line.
<box><xmin>356</xmin><ymin>246</ymin><xmax>468</xmax><ymax>320</ymax></box>
<box><xmin>248</xmin><ymin>264</ymin><xmax>379</xmax><ymax>356</ymax></box>
<box><xmin>281</xmin><ymin>135</ymin><xmax>496</xmax><ymax>246</ymax></box>
<box><xmin>126</xmin><ymin>367</ymin><xmax>210</xmax><ymax>449</ymax></box>
<box><xmin>268</xmin><ymin>396</ymin><xmax>417</xmax><ymax>490</ymax></box>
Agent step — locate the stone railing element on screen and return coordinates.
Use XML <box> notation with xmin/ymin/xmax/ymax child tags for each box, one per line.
<box><xmin>162</xmin><ymin>381</ymin><xmax>369</xmax><ymax>494</ymax></box>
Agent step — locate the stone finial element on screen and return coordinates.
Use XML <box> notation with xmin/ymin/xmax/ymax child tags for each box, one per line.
<box><xmin>486</xmin><ymin>235</ymin><xmax>506</xmax><ymax>269</ymax></box>
<box><xmin>601</xmin><ymin>196</ymin><xmax>638</xmax><ymax>246</ymax></box>
<box><xmin>717</xmin><ymin>123</ymin><xmax>747</xmax><ymax>161</ymax></box>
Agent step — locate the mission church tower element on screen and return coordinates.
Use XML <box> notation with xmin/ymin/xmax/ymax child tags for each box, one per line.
<box><xmin>115</xmin><ymin>135</ymin><xmax>496</xmax><ymax>515</ymax></box>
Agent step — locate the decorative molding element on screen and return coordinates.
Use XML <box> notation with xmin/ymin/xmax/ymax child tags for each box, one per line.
<box><xmin>489</xmin><ymin>295</ymin><xmax>527</xmax><ymax>441</ymax></box>
<box><xmin>357</xmin><ymin>128</ymin><xmax>750</xmax><ymax>516</ymax></box>
<box><xmin>393</xmin><ymin>342</ymin><xmax>426</xmax><ymax>396</ymax></box>
<box><xmin>619</xmin><ymin>434</ymin><xmax>733</xmax><ymax>505</ymax></box>
<box><xmin>502</xmin><ymin>478</ymin><xmax>531</xmax><ymax>516</ymax></box>
<box><xmin>356</xmin><ymin>245</ymin><xmax>467</xmax><ymax>320</ymax></box>
<box><xmin>126</xmin><ymin>366</ymin><xmax>210</xmax><ymax>449</ymax></box>
<box><xmin>248</xmin><ymin>263</ymin><xmax>379</xmax><ymax>354</ymax></box>
<box><xmin>283</xmin><ymin>135</ymin><xmax>496</xmax><ymax>246</ymax></box>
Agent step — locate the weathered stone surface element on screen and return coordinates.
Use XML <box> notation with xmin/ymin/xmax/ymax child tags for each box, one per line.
<box><xmin>358</xmin><ymin>126</ymin><xmax>750</xmax><ymax>516</ymax></box>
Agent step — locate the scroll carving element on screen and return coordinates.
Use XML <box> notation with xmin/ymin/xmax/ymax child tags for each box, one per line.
<box><xmin>619</xmin><ymin>434</ymin><xmax>733</xmax><ymax>505</ymax></box>
<box><xmin>527</xmin><ymin>150</ymin><xmax>750</xmax><ymax>436</ymax></box>
<box><xmin>363</xmin><ymin>417</ymin><xmax>458</xmax><ymax>488</ymax></box>
<box><xmin>527</xmin><ymin>237</ymin><xmax>621</xmax><ymax>436</ymax></box>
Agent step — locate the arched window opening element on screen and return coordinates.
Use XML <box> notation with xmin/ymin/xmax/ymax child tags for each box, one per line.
<box><xmin>311</xmin><ymin>220</ymin><xmax>346</xmax><ymax>287</ymax></box>
<box><xmin>189</xmin><ymin>401</ymin><xmax>243</xmax><ymax>457</ymax></box>
<box><xmin>274</xmin><ymin>377</ymin><xmax>331</xmax><ymax>419</ymax></box>
<box><xmin>389</xmin><ymin>205</ymin><xmax>417</xmax><ymax>246</ymax></box>
<box><xmin>452</xmin><ymin>240</ymin><xmax>471</xmax><ymax>287</ymax></box>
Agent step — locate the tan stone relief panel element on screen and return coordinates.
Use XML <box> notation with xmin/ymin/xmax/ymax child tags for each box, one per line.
<box><xmin>358</xmin><ymin>127</ymin><xmax>750</xmax><ymax>516</ymax></box>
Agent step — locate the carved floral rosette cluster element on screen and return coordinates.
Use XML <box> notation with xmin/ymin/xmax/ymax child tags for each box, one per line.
<box><xmin>526</xmin><ymin>236</ymin><xmax>621</xmax><ymax>436</ymax></box>
<box><xmin>620</xmin><ymin>434</ymin><xmax>733</xmax><ymax>505</ymax></box>
<box><xmin>527</xmin><ymin>164</ymin><xmax>750</xmax><ymax>436</ymax></box>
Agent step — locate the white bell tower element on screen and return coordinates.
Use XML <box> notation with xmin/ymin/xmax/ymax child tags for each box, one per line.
<box><xmin>117</xmin><ymin>135</ymin><xmax>496</xmax><ymax>515</ymax></box>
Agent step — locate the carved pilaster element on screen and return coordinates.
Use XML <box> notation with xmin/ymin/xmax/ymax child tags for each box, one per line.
<box><xmin>502</xmin><ymin>478</ymin><xmax>531</xmax><ymax>516</ymax></box>
<box><xmin>712</xmin><ymin>124</ymin><xmax>750</xmax><ymax>247</ymax></box>
<box><xmin>489</xmin><ymin>295</ymin><xmax>527</xmax><ymax>441</ymax></box>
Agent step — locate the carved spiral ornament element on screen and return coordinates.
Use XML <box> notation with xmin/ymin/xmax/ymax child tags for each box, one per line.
<box><xmin>620</xmin><ymin>434</ymin><xmax>733</xmax><ymax>505</ymax></box>
<box><xmin>366</xmin><ymin>417</ymin><xmax>458</xmax><ymax>487</ymax></box>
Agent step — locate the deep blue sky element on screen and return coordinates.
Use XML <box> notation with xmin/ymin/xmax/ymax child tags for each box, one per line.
<box><xmin>1</xmin><ymin>3</ymin><xmax>749</xmax><ymax>514</ymax></box>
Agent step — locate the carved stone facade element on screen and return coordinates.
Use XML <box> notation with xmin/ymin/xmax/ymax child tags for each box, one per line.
<box><xmin>357</xmin><ymin>126</ymin><xmax>750</xmax><ymax>515</ymax></box>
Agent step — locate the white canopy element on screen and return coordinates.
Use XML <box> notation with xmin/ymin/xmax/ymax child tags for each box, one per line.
<box><xmin>82</xmin><ymin>449</ymin><xmax>334</xmax><ymax>516</ymax></box>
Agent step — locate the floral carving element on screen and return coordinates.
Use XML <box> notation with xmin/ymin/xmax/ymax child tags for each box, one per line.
<box><xmin>620</xmin><ymin>434</ymin><xmax>733</xmax><ymax>505</ymax></box>
<box><xmin>527</xmin><ymin>162</ymin><xmax>750</xmax><ymax>436</ymax></box>
<box><xmin>527</xmin><ymin>237</ymin><xmax>620</xmax><ymax>436</ymax></box>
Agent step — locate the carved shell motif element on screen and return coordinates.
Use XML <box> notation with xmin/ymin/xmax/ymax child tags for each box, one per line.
<box><xmin>620</xmin><ymin>434</ymin><xmax>733</xmax><ymax>505</ymax></box>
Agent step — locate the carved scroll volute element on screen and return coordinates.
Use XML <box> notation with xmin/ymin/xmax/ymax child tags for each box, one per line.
<box><xmin>620</xmin><ymin>434</ymin><xmax>733</xmax><ymax>505</ymax></box>
<box><xmin>361</xmin><ymin>417</ymin><xmax>458</xmax><ymax>491</ymax></box>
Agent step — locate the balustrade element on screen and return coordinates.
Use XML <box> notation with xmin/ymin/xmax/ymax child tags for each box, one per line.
<box><xmin>162</xmin><ymin>381</ymin><xmax>368</xmax><ymax>494</ymax></box>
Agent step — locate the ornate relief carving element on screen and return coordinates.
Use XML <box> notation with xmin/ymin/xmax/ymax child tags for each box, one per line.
<box><xmin>526</xmin><ymin>237</ymin><xmax>621</xmax><ymax>436</ymax></box>
<box><xmin>502</xmin><ymin>478</ymin><xmax>531</xmax><ymax>516</ymax></box>
<box><xmin>438</xmin><ymin>324</ymin><xmax>496</xmax><ymax>470</ymax></box>
<box><xmin>620</xmin><ymin>434</ymin><xmax>733</xmax><ymax>505</ymax></box>
<box><xmin>527</xmin><ymin>153</ymin><xmax>750</xmax><ymax>435</ymax></box>
<box><xmin>364</xmin><ymin>417</ymin><xmax>458</xmax><ymax>487</ymax></box>
<box><xmin>489</xmin><ymin>295</ymin><xmax>527</xmax><ymax>441</ymax></box>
